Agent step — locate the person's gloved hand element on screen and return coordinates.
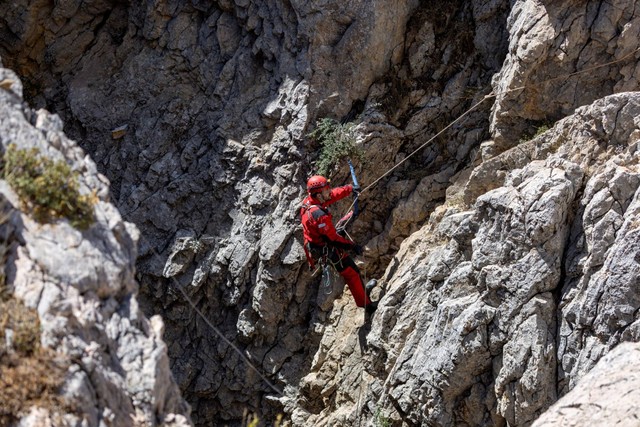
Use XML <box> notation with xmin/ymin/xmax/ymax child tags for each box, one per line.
<box><xmin>352</xmin><ymin>244</ymin><xmax>363</xmax><ymax>256</ymax></box>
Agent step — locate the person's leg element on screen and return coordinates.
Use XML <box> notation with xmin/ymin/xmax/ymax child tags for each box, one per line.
<box><xmin>328</xmin><ymin>248</ymin><xmax>371</xmax><ymax>307</ymax></box>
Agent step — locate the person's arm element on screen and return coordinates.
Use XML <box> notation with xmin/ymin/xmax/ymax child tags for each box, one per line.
<box><xmin>324</xmin><ymin>185</ymin><xmax>352</xmax><ymax>207</ymax></box>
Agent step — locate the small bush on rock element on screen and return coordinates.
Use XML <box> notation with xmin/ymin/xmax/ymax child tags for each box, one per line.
<box><xmin>2</xmin><ymin>145</ymin><xmax>95</xmax><ymax>229</ymax></box>
<box><xmin>519</xmin><ymin>122</ymin><xmax>552</xmax><ymax>144</ymax></box>
<box><xmin>308</xmin><ymin>118</ymin><xmax>362</xmax><ymax>176</ymax></box>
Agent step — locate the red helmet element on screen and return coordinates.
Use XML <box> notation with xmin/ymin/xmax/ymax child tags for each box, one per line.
<box><xmin>307</xmin><ymin>175</ymin><xmax>329</xmax><ymax>194</ymax></box>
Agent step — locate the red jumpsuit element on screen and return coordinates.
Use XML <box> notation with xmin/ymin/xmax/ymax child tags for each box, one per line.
<box><xmin>300</xmin><ymin>185</ymin><xmax>372</xmax><ymax>307</ymax></box>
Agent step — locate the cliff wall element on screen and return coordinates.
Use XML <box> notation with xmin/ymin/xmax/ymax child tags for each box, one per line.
<box><xmin>1</xmin><ymin>0</ymin><xmax>639</xmax><ymax>425</ymax></box>
<box><xmin>0</xmin><ymin>67</ymin><xmax>190</xmax><ymax>425</ymax></box>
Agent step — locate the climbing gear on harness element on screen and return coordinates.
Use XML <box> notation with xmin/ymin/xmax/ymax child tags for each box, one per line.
<box><xmin>301</xmin><ymin>185</ymin><xmax>355</xmax><ymax>269</ymax></box>
<box><xmin>322</xmin><ymin>263</ymin><xmax>336</xmax><ymax>295</ymax></box>
<box><xmin>300</xmin><ymin>162</ymin><xmax>373</xmax><ymax>308</ymax></box>
<box><xmin>315</xmin><ymin>244</ymin><xmax>372</xmax><ymax>307</ymax></box>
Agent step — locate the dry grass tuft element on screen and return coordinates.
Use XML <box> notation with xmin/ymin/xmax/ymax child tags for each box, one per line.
<box><xmin>0</xmin><ymin>348</ymin><xmax>69</xmax><ymax>425</ymax></box>
<box><xmin>0</xmin><ymin>299</ymin><xmax>70</xmax><ymax>425</ymax></box>
<box><xmin>0</xmin><ymin>197</ymin><xmax>70</xmax><ymax>424</ymax></box>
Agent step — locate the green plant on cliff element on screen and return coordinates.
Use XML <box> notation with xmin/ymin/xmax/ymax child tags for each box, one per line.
<box><xmin>519</xmin><ymin>122</ymin><xmax>552</xmax><ymax>144</ymax></box>
<box><xmin>308</xmin><ymin>118</ymin><xmax>362</xmax><ymax>176</ymax></box>
<box><xmin>374</xmin><ymin>408</ymin><xmax>392</xmax><ymax>427</ymax></box>
<box><xmin>2</xmin><ymin>145</ymin><xmax>95</xmax><ymax>229</ymax></box>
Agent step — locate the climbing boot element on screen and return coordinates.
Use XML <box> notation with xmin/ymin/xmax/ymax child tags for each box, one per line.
<box><xmin>365</xmin><ymin>301</ymin><xmax>378</xmax><ymax>314</ymax></box>
<box><xmin>365</xmin><ymin>279</ymin><xmax>377</xmax><ymax>297</ymax></box>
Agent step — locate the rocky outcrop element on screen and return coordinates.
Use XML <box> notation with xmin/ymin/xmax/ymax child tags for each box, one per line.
<box><xmin>490</xmin><ymin>0</ymin><xmax>640</xmax><ymax>149</ymax></box>
<box><xmin>282</xmin><ymin>0</ymin><xmax>640</xmax><ymax>423</ymax></box>
<box><xmin>297</xmin><ymin>92</ymin><xmax>640</xmax><ymax>426</ymax></box>
<box><xmin>1</xmin><ymin>0</ymin><xmax>639</xmax><ymax>426</ymax></box>
<box><xmin>0</xmin><ymin>67</ymin><xmax>190</xmax><ymax>426</ymax></box>
<box><xmin>3</xmin><ymin>1</ymin><xmax>418</xmax><ymax>421</ymax></box>
<box><xmin>531</xmin><ymin>341</ymin><xmax>640</xmax><ymax>427</ymax></box>
<box><xmin>1</xmin><ymin>1</ymin><xmax>511</xmax><ymax>423</ymax></box>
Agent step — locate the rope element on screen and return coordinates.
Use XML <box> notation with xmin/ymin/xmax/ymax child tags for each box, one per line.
<box><xmin>504</xmin><ymin>46</ymin><xmax>640</xmax><ymax>94</ymax></box>
<box><xmin>142</xmin><ymin>235</ymin><xmax>284</xmax><ymax>397</ymax></box>
<box><xmin>354</xmin><ymin>256</ymin><xmax>370</xmax><ymax>427</ymax></box>
<box><xmin>124</xmin><ymin>44</ymin><xmax>640</xmax><ymax>418</ymax></box>
<box><xmin>173</xmin><ymin>283</ymin><xmax>284</xmax><ymax>396</ymax></box>
<box><xmin>345</xmin><ymin>46</ymin><xmax>640</xmax><ymax>206</ymax></box>
<box><xmin>361</xmin><ymin>91</ymin><xmax>495</xmax><ymax>195</ymax></box>
<box><xmin>336</xmin><ymin>224</ymin><xmax>371</xmax><ymax>426</ymax></box>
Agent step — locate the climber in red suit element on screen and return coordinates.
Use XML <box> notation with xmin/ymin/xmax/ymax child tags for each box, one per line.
<box><xmin>300</xmin><ymin>175</ymin><xmax>377</xmax><ymax>313</ymax></box>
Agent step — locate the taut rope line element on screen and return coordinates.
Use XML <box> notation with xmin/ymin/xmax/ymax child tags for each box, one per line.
<box><xmin>505</xmin><ymin>46</ymin><xmax>640</xmax><ymax>94</ymax></box>
<box><xmin>136</xmin><ymin>45</ymin><xmax>640</xmax><ymax>411</ymax></box>
<box><xmin>348</xmin><ymin>46</ymin><xmax>640</xmax><ymax>203</ymax></box>
<box><xmin>360</xmin><ymin>91</ymin><xmax>495</xmax><ymax>195</ymax></box>
<box><xmin>142</xmin><ymin>235</ymin><xmax>284</xmax><ymax>397</ymax></box>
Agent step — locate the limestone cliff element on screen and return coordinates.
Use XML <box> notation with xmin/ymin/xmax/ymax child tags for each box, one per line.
<box><xmin>0</xmin><ymin>68</ymin><xmax>190</xmax><ymax>425</ymax></box>
<box><xmin>531</xmin><ymin>341</ymin><xmax>640</xmax><ymax>427</ymax></box>
<box><xmin>1</xmin><ymin>0</ymin><xmax>639</xmax><ymax>426</ymax></box>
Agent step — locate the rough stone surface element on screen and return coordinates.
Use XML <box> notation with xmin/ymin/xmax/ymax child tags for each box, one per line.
<box><xmin>299</xmin><ymin>93</ymin><xmax>640</xmax><ymax>426</ymax></box>
<box><xmin>1</xmin><ymin>1</ymin><xmax>512</xmax><ymax>423</ymax></box>
<box><xmin>490</xmin><ymin>0</ymin><xmax>640</xmax><ymax>149</ymax></box>
<box><xmin>0</xmin><ymin>0</ymin><xmax>639</xmax><ymax>426</ymax></box>
<box><xmin>531</xmin><ymin>342</ymin><xmax>640</xmax><ymax>427</ymax></box>
<box><xmin>0</xmin><ymin>70</ymin><xmax>190</xmax><ymax>427</ymax></box>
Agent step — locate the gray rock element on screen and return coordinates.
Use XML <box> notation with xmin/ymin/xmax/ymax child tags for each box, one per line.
<box><xmin>531</xmin><ymin>342</ymin><xmax>640</xmax><ymax>427</ymax></box>
<box><xmin>305</xmin><ymin>92</ymin><xmax>640</xmax><ymax>426</ymax></box>
<box><xmin>1</xmin><ymin>0</ymin><xmax>639</xmax><ymax>426</ymax></box>
<box><xmin>490</xmin><ymin>0</ymin><xmax>640</xmax><ymax>148</ymax></box>
<box><xmin>0</xmin><ymin>73</ymin><xmax>191</xmax><ymax>426</ymax></box>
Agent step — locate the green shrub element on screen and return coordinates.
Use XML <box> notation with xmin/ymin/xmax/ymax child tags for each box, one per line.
<box><xmin>2</xmin><ymin>145</ymin><xmax>95</xmax><ymax>230</ymax></box>
<box><xmin>308</xmin><ymin>118</ymin><xmax>362</xmax><ymax>176</ymax></box>
<box><xmin>242</xmin><ymin>411</ymin><xmax>283</xmax><ymax>427</ymax></box>
<box><xmin>519</xmin><ymin>123</ymin><xmax>552</xmax><ymax>144</ymax></box>
<box><xmin>374</xmin><ymin>408</ymin><xmax>392</xmax><ymax>427</ymax></box>
<box><xmin>533</xmin><ymin>124</ymin><xmax>550</xmax><ymax>138</ymax></box>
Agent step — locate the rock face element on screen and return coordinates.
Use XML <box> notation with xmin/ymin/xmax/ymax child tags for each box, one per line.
<box><xmin>531</xmin><ymin>341</ymin><xmax>640</xmax><ymax>427</ymax></box>
<box><xmin>0</xmin><ymin>68</ymin><xmax>190</xmax><ymax>426</ymax></box>
<box><xmin>490</xmin><ymin>0</ymin><xmax>640</xmax><ymax>149</ymax></box>
<box><xmin>356</xmin><ymin>92</ymin><xmax>640</xmax><ymax>427</ymax></box>
<box><xmin>1</xmin><ymin>0</ymin><xmax>639</xmax><ymax>426</ymax></box>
